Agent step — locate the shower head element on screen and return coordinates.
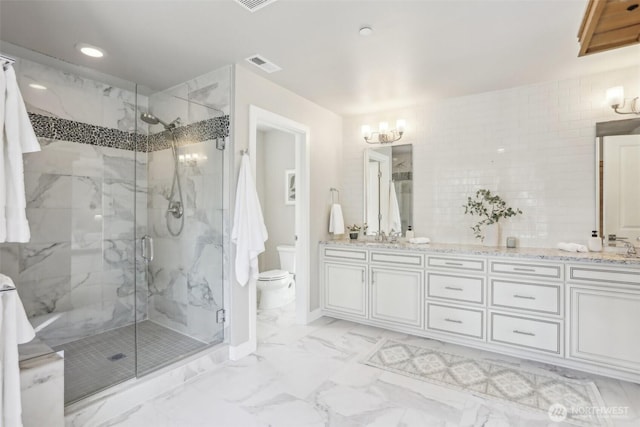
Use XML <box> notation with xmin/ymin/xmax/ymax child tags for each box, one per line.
<box><xmin>140</xmin><ymin>112</ymin><xmax>181</xmax><ymax>130</ymax></box>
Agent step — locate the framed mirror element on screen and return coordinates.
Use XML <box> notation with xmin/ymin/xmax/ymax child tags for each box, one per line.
<box><xmin>363</xmin><ymin>144</ymin><xmax>413</xmax><ymax>235</ymax></box>
<box><xmin>595</xmin><ymin>118</ymin><xmax>640</xmax><ymax>245</ymax></box>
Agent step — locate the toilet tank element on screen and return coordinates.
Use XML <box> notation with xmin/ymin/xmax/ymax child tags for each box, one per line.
<box><xmin>277</xmin><ymin>245</ymin><xmax>296</xmax><ymax>274</ymax></box>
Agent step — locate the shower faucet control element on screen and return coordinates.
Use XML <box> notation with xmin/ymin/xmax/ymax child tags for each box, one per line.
<box><xmin>168</xmin><ymin>201</ymin><xmax>184</xmax><ymax>218</ymax></box>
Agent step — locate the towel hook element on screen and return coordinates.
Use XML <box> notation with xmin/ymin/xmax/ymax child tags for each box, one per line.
<box><xmin>329</xmin><ymin>187</ymin><xmax>340</xmax><ymax>204</ymax></box>
<box><xmin>240</xmin><ymin>149</ymin><xmax>249</xmax><ymax>155</ymax></box>
<box><xmin>1</xmin><ymin>53</ymin><xmax>16</xmax><ymax>71</ymax></box>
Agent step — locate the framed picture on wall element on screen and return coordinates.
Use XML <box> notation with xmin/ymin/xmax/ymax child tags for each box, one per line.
<box><xmin>285</xmin><ymin>169</ymin><xmax>295</xmax><ymax>205</ymax></box>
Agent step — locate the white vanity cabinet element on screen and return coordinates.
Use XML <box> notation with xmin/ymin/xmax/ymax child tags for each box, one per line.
<box><xmin>322</xmin><ymin>247</ymin><xmax>368</xmax><ymax>318</ymax></box>
<box><xmin>320</xmin><ymin>243</ymin><xmax>640</xmax><ymax>383</ymax></box>
<box><xmin>487</xmin><ymin>259</ymin><xmax>564</xmax><ymax>356</ymax></box>
<box><xmin>566</xmin><ymin>264</ymin><xmax>640</xmax><ymax>376</ymax></box>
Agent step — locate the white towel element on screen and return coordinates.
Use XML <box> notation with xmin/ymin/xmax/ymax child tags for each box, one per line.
<box><xmin>1</xmin><ymin>65</ymin><xmax>41</xmax><ymax>243</ymax></box>
<box><xmin>1</xmin><ymin>273</ymin><xmax>36</xmax><ymax>427</ymax></box>
<box><xmin>557</xmin><ymin>242</ymin><xmax>588</xmax><ymax>253</ymax></box>
<box><xmin>231</xmin><ymin>153</ymin><xmax>268</xmax><ymax>287</ymax></box>
<box><xmin>329</xmin><ymin>203</ymin><xmax>345</xmax><ymax>235</ymax></box>
<box><xmin>409</xmin><ymin>237</ymin><xmax>431</xmax><ymax>244</ymax></box>
<box><xmin>388</xmin><ymin>182</ymin><xmax>402</xmax><ymax>233</ymax></box>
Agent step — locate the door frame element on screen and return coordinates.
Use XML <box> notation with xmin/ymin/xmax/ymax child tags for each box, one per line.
<box><xmin>248</xmin><ymin>105</ymin><xmax>311</xmax><ymax>347</ymax></box>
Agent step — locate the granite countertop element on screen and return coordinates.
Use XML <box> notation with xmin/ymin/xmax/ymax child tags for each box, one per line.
<box><xmin>320</xmin><ymin>239</ymin><xmax>640</xmax><ymax>266</ymax></box>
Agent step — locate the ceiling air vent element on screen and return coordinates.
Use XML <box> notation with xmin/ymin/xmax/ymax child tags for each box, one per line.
<box><xmin>234</xmin><ymin>0</ymin><xmax>277</xmax><ymax>12</ymax></box>
<box><xmin>245</xmin><ymin>54</ymin><xmax>282</xmax><ymax>73</ymax></box>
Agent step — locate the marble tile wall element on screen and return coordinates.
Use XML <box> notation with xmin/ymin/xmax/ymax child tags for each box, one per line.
<box><xmin>0</xmin><ymin>56</ymin><xmax>149</xmax><ymax>346</ymax></box>
<box><xmin>145</xmin><ymin>66</ymin><xmax>231</xmax><ymax>344</ymax></box>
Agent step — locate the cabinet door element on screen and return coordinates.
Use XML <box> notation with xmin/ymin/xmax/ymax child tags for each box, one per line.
<box><xmin>324</xmin><ymin>263</ymin><xmax>367</xmax><ymax>318</ymax></box>
<box><xmin>370</xmin><ymin>267</ymin><xmax>423</xmax><ymax>328</ymax></box>
<box><xmin>568</xmin><ymin>285</ymin><xmax>640</xmax><ymax>373</ymax></box>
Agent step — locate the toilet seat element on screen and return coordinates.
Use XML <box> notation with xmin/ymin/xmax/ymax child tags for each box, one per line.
<box><xmin>257</xmin><ymin>269</ymin><xmax>290</xmax><ymax>281</ymax></box>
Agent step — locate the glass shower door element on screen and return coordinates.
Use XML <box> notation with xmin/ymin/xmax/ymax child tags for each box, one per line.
<box><xmin>135</xmin><ymin>74</ymin><xmax>227</xmax><ymax>376</ymax></box>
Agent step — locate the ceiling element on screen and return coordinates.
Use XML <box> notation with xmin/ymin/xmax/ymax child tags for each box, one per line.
<box><xmin>1</xmin><ymin>0</ymin><xmax>639</xmax><ymax>116</ymax></box>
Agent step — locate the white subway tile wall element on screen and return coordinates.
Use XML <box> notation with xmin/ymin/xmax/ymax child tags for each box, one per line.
<box><xmin>342</xmin><ymin>65</ymin><xmax>640</xmax><ymax>248</ymax></box>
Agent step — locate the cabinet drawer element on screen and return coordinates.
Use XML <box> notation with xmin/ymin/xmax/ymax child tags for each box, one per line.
<box><xmin>568</xmin><ymin>264</ymin><xmax>640</xmax><ymax>286</ymax></box>
<box><xmin>490</xmin><ymin>260</ymin><xmax>563</xmax><ymax>281</ymax></box>
<box><xmin>490</xmin><ymin>279</ymin><xmax>561</xmax><ymax>315</ymax></box>
<box><xmin>323</xmin><ymin>247</ymin><xmax>367</xmax><ymax>262</ymax></box>
<box><xmin>426</xmin><ymin>303</ymin><xmax>484</xmax><ymax>339</ymax></box>
<box><xmin>427</xmin><ymin>256</ymin><xmax>485</xmax><ymax>273</ymax></box>
<box><xmin>489</xmin><ymin>312</ymin><xmax>561</xmax><ymax>354</ymax></box>
<box><xmin>427</xmin><ymin>273</ymin><xmax>484</xmax><ymax>304</ymax></box>
<box><xmin>370</xmin><ymin>251</ymin><xmax>423</xmax><ymax>267</ymax></box>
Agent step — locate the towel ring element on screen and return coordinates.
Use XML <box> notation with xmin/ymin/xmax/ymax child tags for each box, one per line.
<box><xmin>329</xmin><ymin>187</ymin><xmax>340</xmax><ymax>204</ymax></box>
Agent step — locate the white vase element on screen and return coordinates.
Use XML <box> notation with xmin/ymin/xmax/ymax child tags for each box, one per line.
<box><xmin>483</xmin><ymin>223</ymin><xmax>500</xmax><ymax>247</ymax></box>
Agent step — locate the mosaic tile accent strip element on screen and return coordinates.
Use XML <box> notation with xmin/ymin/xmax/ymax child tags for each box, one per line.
<box><xmin>363</xmin><ymin>339</ymin><xmax>610</xmax><ymax>427</ymax></box>
<box><xmin>28</xmin><ymin>112</ymin><xmax>229</xmax><ymax>152</ymax></box>
<box><xmin>54</xmin><ymin>320</ymin><xmax>207</xmax><ymax>404</ymax></box>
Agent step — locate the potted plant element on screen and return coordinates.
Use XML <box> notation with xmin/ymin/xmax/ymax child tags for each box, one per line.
<box><xmin>347</xmin><ymin>224</ymin><xmax>361</xmax><ymax>240</ymax></box>
<box><xmin>463</xmin><ymin>189</ymin><xmax>522</xmax><ymax>246</ymax></box>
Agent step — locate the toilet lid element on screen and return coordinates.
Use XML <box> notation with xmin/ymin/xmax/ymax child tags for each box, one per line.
<box><xmin>258</xmin><ymin>269</ymin><xmax>289</xmax><ymax>281</ymax></box>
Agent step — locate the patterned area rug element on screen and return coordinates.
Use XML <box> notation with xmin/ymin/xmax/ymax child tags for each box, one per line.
<box><xmin>363</xmin><ymin>339</ymin><xmax>610</xmax><ymax>427</ymax></box>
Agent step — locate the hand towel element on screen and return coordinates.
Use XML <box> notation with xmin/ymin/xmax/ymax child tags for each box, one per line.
<box><xmin>557</xmin><ymin>242</ymin><xmax>588</xmax><ymax>253</ymax></box>
<box><xmin>409</xmin><ymin>237</ymin><xmax>431</xmax><ymax>244</ymax></box>
<box><xmin>388</xmin><ymin>182</ymin><xmax>402</xmax><ymax>233</ymax></box>
<box><xmin>1</xmin><ymin>273</ymin><xmax>36</xmax><ymax>427</ymax></box>
<box><xmin>329</xmin><ymin>203</ymin><xmax>345</xmax><ymax>234</ymax></box>
<box><xmin>231</xmin><ymin>153</ymin><xmax>268</xmax><ymax>286</ymax></box>
<box><xmin>1</xmin><ymin>65</ymin><xmax>41</xmax><ymax>243</ymax></box>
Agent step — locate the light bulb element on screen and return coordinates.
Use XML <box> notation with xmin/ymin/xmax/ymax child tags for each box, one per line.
<box><xmin>606</xmin><ymin>86</ymin><xmax>624</xmax><ymax>107</ymax></box>
<box><xmin>361</xmin><ymin>125</ymin><xmax>371</xmax><ymax>139</ymax></box>
<box><xmin>396</xmin><ymin>119</ymin><xmax>406</xmax><ymax>133</ymax></box>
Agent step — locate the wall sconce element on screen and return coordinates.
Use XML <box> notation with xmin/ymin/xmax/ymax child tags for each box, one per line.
<box><xmin>361</xmin><ymin>119</ymin><xmax>406</xmax><ymax>144</ymax></box>
<box><xmin>606</xmin><ymin>86</ymin><xmax>639</xmax><ymax>115</ymax></box>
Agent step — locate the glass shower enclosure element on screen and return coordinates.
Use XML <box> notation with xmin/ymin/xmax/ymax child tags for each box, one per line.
<box><xmin>3</xmin><ymin>55</ymin><xmax>229</xmax><ymax>405</ymax></box>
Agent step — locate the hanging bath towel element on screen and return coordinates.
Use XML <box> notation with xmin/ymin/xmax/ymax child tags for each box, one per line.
<box><xmin>388</xmin><ymin>181</ymin><xmax>402</xmax><ymax>233</ymax></box>
<box><xmin>231</xmin><ymin>152</ymin><xmax>268</xmax><ymax>286</ymax></box>
<box><xmin>0</xmin><ymin>274</ymin><xmax>36</xmax><ymax>427</ymax></box>
<box><xmin>1</xmin><ymin>65</ymin><xmax>41</xmax><ymax>243</ymax></box>
<box><xmin>329</xmin><ymin>203</ymin><xmax>345</xmax><ymax>235</ymax></box>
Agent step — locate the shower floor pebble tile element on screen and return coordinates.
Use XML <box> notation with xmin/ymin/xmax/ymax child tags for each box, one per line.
<box><xmin>105</xmin><ymin>302</ymin><xmax>640</xmax><ymax>427</ymax></box>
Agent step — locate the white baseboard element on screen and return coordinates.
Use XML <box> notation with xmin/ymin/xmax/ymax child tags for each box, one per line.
<box><xmin>307</xmin><ymin>308</ymin><xmax>322</xmax><ymax>323</ymax></box>
<box><xmin>229</xmin><ymin>340</ymin><xmax>256</xmax><ymax>361</ymax></box>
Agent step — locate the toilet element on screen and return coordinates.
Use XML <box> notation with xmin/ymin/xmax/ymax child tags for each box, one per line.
<box><xmin>257</xmin><ymin>245</ymin><xmax>296</xmax><ymax>309</ymax></box>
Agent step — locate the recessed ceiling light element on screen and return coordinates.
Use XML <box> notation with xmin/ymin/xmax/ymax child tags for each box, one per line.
<box><xmin>76</xmin><ymin>43</ymin><xmax>105</xmax><ymax>58</ymax></box>
<box><xmin>28</xmin><ymin>83</ymin><xmax>47</xmax><ymax>90</ymax></box>
<box><xmin>359</xmin><ymin>26</ymin><xmax>373</xmax><ymax>36</ymax></box>
<box><xmin>497</xmin><ymin>148</ymin><xmax>505</xmax><ymax>154</ymax></box>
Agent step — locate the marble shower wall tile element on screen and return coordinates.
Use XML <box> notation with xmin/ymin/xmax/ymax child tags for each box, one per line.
<box><xmin>0</xmin><ymin>54</ymin><xmax>150</xmax><ymax>347</ymax></box>
<box><xmin>15</xmin><ymin>57</ymin><xmax>148</xmax><ymax>132</ymax></box>
<box><xmin>146</xmin><ymin>64</ymin><xmax>230</xmax><ymax>345</ymax></box>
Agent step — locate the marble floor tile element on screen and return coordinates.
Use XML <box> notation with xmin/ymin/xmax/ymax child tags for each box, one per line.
<box><xmin>107</xmin><ymin>302</ymin><xmax>640</xmax><ymax>427</ymax></box>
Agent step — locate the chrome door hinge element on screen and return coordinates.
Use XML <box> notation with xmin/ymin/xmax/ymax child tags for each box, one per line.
<box><xmin>216</xmin><ymin>137</ymin><xmax>226</xmax><ymax>151</ymax></box>
<box><xmin>216</xmin><ymin>309</ymin><xmax>226</xmax><ymax>324</ymax></box>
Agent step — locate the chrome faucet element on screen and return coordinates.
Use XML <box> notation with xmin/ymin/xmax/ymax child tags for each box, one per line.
<box><xmin>389</xmin><ymin>231</ymin><xmax>401</xmax><ymax>243</ymax></box>
<box><xmin>380</xmin><ymin>231</ymin><xmax>387</xmax><ymax>242</ymax></box>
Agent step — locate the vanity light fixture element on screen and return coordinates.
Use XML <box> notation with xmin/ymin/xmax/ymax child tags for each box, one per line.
<box><xmin>361</xmin><ymin>119</ymin><xmax>406</xmax><ymax>144</ymax></box>
<box><xmin>606</xmin><ymin>86</ymin><xmax>639</xmax><ymax>115</ymax></box>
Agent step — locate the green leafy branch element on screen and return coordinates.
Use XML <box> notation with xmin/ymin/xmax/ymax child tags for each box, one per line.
<box><xmin>463</xmin><ymin>189</ymin><xmax>522</xmax><ymax>241</ymax></box>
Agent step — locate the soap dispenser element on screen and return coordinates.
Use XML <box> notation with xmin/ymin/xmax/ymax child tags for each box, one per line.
<box><xmin>587</xmin><ymin>230</ymin><xmax>603</xmax><ymax>252</ymax></box>
<box><xmin>405</xmin><ymin>226</ymin><xmax>415</xmax><ymax>239</ymax></box>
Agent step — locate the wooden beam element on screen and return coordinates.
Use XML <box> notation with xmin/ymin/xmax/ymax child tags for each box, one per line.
<box><xmin>578</xmin><ymin>0</ymin><xmax>608</xmax><ymax>57</ymax></box>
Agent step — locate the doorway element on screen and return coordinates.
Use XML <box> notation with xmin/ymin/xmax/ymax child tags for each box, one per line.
<box><xmin>248</xmin><ymin>105</ymin><xmax>310</xmax><ymax>347</ymax></box>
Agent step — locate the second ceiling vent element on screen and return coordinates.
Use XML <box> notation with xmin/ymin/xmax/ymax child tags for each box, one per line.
<box><xmin>234</xmin><ymin>0</ymin><xmax>277</xmax><ymax>13</ymax></box>
<box><xmin>245</xmin><ymin>54</ymin><xmax>282</xmax><ymax>73</ymax></box>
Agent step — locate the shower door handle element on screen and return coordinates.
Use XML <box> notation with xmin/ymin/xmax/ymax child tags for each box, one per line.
<box><xmin>141</xmin><ymin>235</ymin><xmax>154</xmax><ymax>263</ymax></box>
